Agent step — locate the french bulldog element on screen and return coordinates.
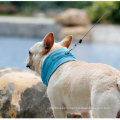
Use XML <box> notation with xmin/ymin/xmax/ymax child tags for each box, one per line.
<box><xmin>26</xmin><ymin>32</ymin><xmax>120</xmax><ymax>118</ymax></box>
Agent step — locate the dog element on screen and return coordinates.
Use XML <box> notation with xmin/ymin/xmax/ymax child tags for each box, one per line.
<box><xmin>26</xmin><ymin>32</ymin><xmax>120</xmax><ymax>118</ymax></box>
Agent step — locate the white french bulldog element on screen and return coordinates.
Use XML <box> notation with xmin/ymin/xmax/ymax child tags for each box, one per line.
<box><xmin>26</xmin><ymin>32</ymin><xmax>120</xmax><ymax>118</ymax></box>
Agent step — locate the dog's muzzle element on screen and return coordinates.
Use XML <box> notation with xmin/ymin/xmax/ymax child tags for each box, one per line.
<box><xmin>26</xmin><ymin>64</ymin><xmax>30</xmax><ymax>68</ymax></box>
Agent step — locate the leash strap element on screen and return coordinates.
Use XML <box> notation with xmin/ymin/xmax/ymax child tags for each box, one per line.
<box><xmin>67</xmin><ymin>5</ymin><xmax>113</xmax><ymax>54</ymax></box>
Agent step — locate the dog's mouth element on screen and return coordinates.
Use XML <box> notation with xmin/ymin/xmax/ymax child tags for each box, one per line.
<box><xmin>26</xmin><ymin>63</ymin><xmax>35</xmax><ymax>70</ymax></box>
<box><xmin>26</xmin><ymin>57</ymin><xmax>35</xmax><ymax>70</ymax></box>
<box><xmin>26</xmin><ymin>64</ymin><xmax>30</xmax><ymax>68</ymax></box>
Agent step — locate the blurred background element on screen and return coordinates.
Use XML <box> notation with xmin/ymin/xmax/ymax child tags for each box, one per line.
<box><xmin>0</xmin><ymin>1</ymin><xmax>120</xmax><ymax>70</ymax></box>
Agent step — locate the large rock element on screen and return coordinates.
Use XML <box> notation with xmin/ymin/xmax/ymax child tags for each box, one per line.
<box><xmin>56</xmin><ymin>9</ymin><xmax>90</xmax><ymax>26</ymax></box>
<box><xmin>0</xmin><ymin>67</ymin><xmax>53</xmax><ymax>118</ymax></box>
<box><xmin>59</xmin><ymin>26</ymin><xmax>91</xmax><ymax>41</ymax></box>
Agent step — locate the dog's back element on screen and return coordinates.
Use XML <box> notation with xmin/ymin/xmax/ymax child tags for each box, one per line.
<box><xmin>47</xmin><ymin>60</ymin><xmax>120</xmax><ymax>118</ymax></box>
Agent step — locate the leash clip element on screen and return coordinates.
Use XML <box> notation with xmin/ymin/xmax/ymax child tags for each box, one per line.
<box><xmin>65</xmin><ymin>49</ymin><xmax>73</xmax><ymax>55</ymax></box>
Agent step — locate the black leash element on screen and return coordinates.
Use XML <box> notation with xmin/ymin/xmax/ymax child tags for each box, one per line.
<box><xmin>67</xmin><ymin>6</ymin><xmax>113</xmax><ymax>54</ymax></box>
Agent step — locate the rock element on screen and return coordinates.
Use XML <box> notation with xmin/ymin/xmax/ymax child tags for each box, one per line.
<box><xmin>0</xmin><ymin>67</ymin><xmax>53</xmax><ymax>118</ymax></box>
<box><xmin>56</xmin><ymin>8</ymin><xmax>90</xmax><ymax>26</ymax></box>
<box><xmin>59</xmin><ymin>26</ymin><xmax>91</xmax><ymax>41</ymax></box>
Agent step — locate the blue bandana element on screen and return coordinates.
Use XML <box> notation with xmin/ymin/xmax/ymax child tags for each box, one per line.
<box><xmin>41</xmin><ymin>47</ymin><xmax>76</xmax><ymax>86</ymax></box>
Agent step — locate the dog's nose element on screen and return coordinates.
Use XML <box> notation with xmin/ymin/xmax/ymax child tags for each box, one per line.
<box><xmin>26</xmin><ymin>64</ymin><xmax>30</xmax><ymax>68</ymax></box>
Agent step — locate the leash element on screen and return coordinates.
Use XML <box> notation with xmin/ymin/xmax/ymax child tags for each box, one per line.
<box><xmin>67</xmin><ymin>6</ymin><xmax>113</xmax><ymax>54</ymax></box>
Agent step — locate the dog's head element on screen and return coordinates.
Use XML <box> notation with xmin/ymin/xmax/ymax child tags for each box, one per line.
<box><xmin>26</xmin><ymin>32</ymin><xmax>72</xmax><ymax>74</ymax></box>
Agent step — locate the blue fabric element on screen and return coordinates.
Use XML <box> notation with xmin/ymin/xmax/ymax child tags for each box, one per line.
<box><xmin>41</xmin><ymin>47</ymin><xmax>76</xmax><ymax>86</ymax></box>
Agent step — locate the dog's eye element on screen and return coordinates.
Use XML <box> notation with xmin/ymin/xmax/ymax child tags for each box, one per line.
<box><xmin>29</xmin><ymin>51</ymin><xmax>32</xmax><ymax>55</ymax></box>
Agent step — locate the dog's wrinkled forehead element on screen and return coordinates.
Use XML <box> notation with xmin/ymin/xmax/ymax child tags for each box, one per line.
<box><xmin>30</xmin><ymin>42</ymin><xmax>43</xmax><ymax>54</ymax></box>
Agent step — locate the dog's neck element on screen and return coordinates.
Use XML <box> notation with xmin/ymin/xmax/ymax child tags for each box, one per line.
<box><xmin>37</xmin><ymin>44</ymin><xmax>63</xmax><ymax>76</ymax></box>
<box><xmin>40</xmin><ymin>47</ymin><xmax>76</xmax><ymax>86</ymax></box>
<box><xmin>37</xmin><ymin>54</ymin><xmax>47</xmax><ymax>75</ymax></box>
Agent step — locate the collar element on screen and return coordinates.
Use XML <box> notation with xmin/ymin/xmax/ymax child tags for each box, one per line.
<box><xmin>41</xmin><ymin>47</ymin><xmax>76</xmax><ymax>86</ymax></box>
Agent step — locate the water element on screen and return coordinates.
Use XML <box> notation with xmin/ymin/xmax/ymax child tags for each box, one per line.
<box><xmin>0</xmin><ymin>36</ymin><xmax>120</xmax><ymax>70</ymax></box>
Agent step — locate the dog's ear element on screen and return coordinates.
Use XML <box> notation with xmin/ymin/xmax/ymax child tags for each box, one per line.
<box><xmin>59</xmin><ymin>35</ymin><xmax>72</xmax><ymax>48</ymax></box>
<box><xmin>43</xmin><ymin>32</ymin><xmax>54</xmax><ymax>52</ymax></box>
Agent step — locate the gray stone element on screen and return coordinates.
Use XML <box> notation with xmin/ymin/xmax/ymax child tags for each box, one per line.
<box><xmin>0</xmin><ymin>67</ymin><xmax>53</xmax><ymax>118</ymax></box>
<box><xmin>19</xmin><ymin>82</ymin><xmax>53</xmax><ymax>118</ymax></box>
<box><xmin>0</xmin><ymin>22</ymin><xmax>62</xmax><ymax>39</ymax></box>
<box><xmin>0</xmin><ymin>83</ymin><xmax>14</xmax><ymax>118</ymax></box>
